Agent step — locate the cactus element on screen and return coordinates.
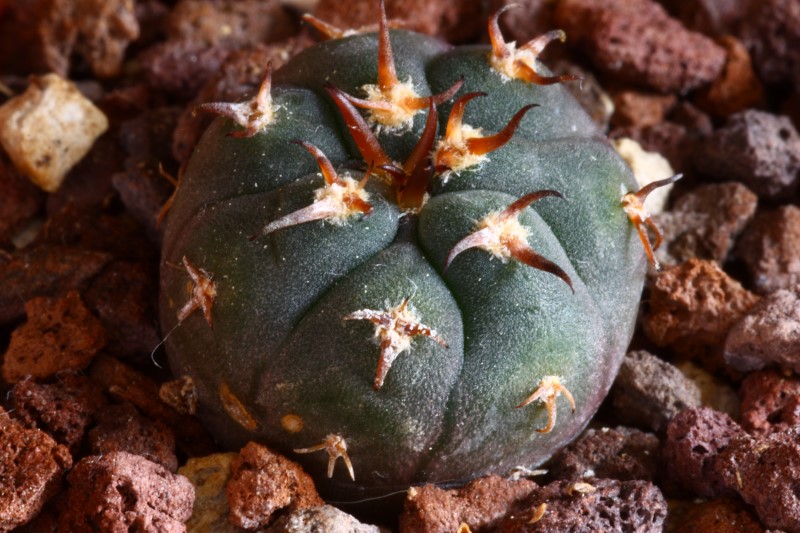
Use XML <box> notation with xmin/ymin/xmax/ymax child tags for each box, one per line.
<box><xmin>159</xmin><ymin>4</ymin><xmax>667</xmax><ymax>502</ymax></box>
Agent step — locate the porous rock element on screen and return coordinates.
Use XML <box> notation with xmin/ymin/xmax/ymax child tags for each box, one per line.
<box><xmin>642</xmin><ymin>259</ymin><xmax>759</xmax><ymax>368</ymax></box>
<box><xmin>9</xmin><ymin>372</ymin><xmax>107</xmax><ymax>454</ymax></box>
<box><xmin>663</xmin><ymin>407</ymin><xmax>743</xmax><ymax>498</ymax></box>
<box><xmin>88</xmin><ymin>403</ymin><xmax>178</xmax><ymax>472</ymax></box>
<box><xmin>738</xmin><ymin>370</ymin><xmax>800</xmax><ymax>436</ymax></box>
<box><xmin>657</xmin><ymin>182</ymin><xmax>757</xmax><ymax>266</ymax></box>
<box><xmin>495</xmin><ymin>478</ymin><xmax>668</xmax><ymax>532</ymax></box>
<box><xmin>266</xmin><ymin>505</ymin><xmax>381</xmax><ymax>533</ymax></box>
<box><xmin>226</xmin><ymin>442</ymin><xmax>323</xmax><ymax>530</ymax></box>
<box><xmin>695</xmin><ymin>36</ymin><xmax>764</xmax><ymax>118</ymax></box>
<box><xmin>611</xmin><ymin>91</ymin><xmax>676</xmax><ymax>129</ymax></box>
<box><xmin>611</xmin><ymin>121</ymin><xmax>693</xmax><ymax>174</ymax></box>
<box><xmin>714</xmin><ymin>429</ymin><xmax>800</xmax><ymax>531</ymax></box>
<box><xmin>611</xmin><ymin>350</ymin><xmax>702</xmax><ymax>433</ymax></box>
<box><xmin>736</xmin><ymin>205</ymin><xmax>800</xmax><ymax>295</ymax></box>
<box><xmin>399</xmin><ymin>475</ymin><xmax>537</xmax><ymax>533</ymax></box>
<box><xmin>661</xmin><ymin>0</ymin><xmax>746</xmax><ymax>36</ymax></box>
<box><xmin>668</xmin><ymin>497</ymin><xmax>763</xmax><ymax>533</ymax></box>
<box><xmin>2</xmin><ymin>290</ymin><xmax>106</xmax><ymax>384</ymax></box>
<box><xmin>725</xmin><ymin>285</ymin><xmax>800</xmax><ymax>373</ymax></box>
<box><xmin>0</xmin><ymin>154</ymin><xmax>44</xmax><ymax>247</ymax></box>
<box><xmin>0</xmin><ymin>407</ymin><xmax>72</xmax><ymax>532</ymax></box>
<box><xmin>553</xmin><ymin>0</ymin><xmax>726</xmax><ymax>93</ymax></box>
<box><xmin>546</xmin><ymin>426</ymin><xmax>660</xmax><ymax>482</ymax></box>
<box><xmin>737</xmin><ymin>0</ymin><xmax>800</xmax><ymax>86</ymax></box>
<box><xmin>59</xmin><ymin>451</ymin><xmax>195</xmax><ymax>532</ymax></box>
<box><xmin>694</xmin><ymin>109</ymin><xmax>800</xmax><ymax>199</ymax></box>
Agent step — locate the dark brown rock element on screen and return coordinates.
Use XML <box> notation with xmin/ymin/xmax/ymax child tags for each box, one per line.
<box><xmin>736</xmin><ymin>205</ymin><xmax>800</xmax><ymax>295</ymax></box>
<box><xmin>661</xmin><ymin>0</ymin><xmax>746</xmax><ymax>36</ymax></box>
<box><xmin>657</xmin><ymin>182</ymin><xmax>758</xmax><ymax>266</ymax></box>
<box><xmin>0</xmin><ymin>0</ymin><xmax>139</xmax><ymax>78</ymax></box>
<box><xmin>2</xmin><ymin>291</ymin><xmax>107</xmax><ymax>384</ymax></box>
<box><xmin>0</xmin><ymin>154</ymin><xmax>44</xmax><ymax>248</ymax></box>
<box><xmin>611</xmin><ymin>91</ymin><xmax>676</xmax><ymax>129</ymax></box>
<box><xmin>610</xmin><ymin>121</ymin><xmax>693</xmax><ymax>174</ymax></box>
<box><xmin>724</xmin><ymin>285</ymin><xmax>800</xmax><ymax>373</ymax></box>
<box><xmin>58</xmin><ymin>451</ymin><xmax>194</xmax><ymax>532</ymax></box>
<box><xmin>663</xmin><ymin>407</ymin><xmax>743</xmax><ymax>498</ymax></box>
<box><xmin>553</xmin><ymin>0</ymin><xmax>726</xmax><ymax>93</ymax></box>
<box><xmin>496</xmin><ymin>478</ymin><xmax>667</xmax><ymax>532</ymax></box>
<box><xmin>669</xmin><ymin>497</ymin><xmax>763</xmax><ymax>533</ymax></box>
<box><xmin>611</xmin><ymin>350</ymin><xmax>701</xmax><ymax>433</ymax></box>
<box><xmin>695</xmin><ymin>36</ymin><xmax>764</xmax><ymax>119</ymax></box>
<box><xmin>737</xmin><ymin>0</ymin><xmax>800</xmax><ymax>86</ymax></box>
<box><xmin>9</xmin><ymin>373</ymin><xmax>107</xmax><ymax>454</ymax></box>
<box><xmin>399</xmin><ymin>475</ymin><xmax>538</xmax><ymax>533</ymax></box>
<box><xmin>227</xmin><ymin>441</ymin><xmax>323</xmax><ymax>530</ymax></box>
<box><xmin>546</xmin><ymin>426</ymin><xmax>660</xmax><ymax>482</ymax></box>
<box><xmin>88</xmin><ymin>403</ymin><xmax>178</xmax><ymax>472</ymax></box>
<box><xmin>642</xmin><ymin>259</ymin><xmax>760</xmax><ymax>369</ymax></box>
<box><xmin>694</xmin><ymin>110</ymin><xmax>800</xmax><ymax>199</ymax></box>
<box><xmin>714</xmin><ymin>430</ymin><xmax>800</xmax><ymax>531</ymax></box>
<box><xmin>0</xmin><ymin>407</ymin><xmax>72</xmax><ymax>532</ymax></box>
<box><xmin>739</xmin><ymin>370</ymin><xmax>800</xmax><ymax>437</ymax></box>
<box><xmin>0</xmin><ymin>245</ymin><xmax>110</xmax><ymax>324</ymax></box>
<box><xmin>84</xmin><ymin>260</ymin><xmax>160</xmax><ymax>361</ymax></box>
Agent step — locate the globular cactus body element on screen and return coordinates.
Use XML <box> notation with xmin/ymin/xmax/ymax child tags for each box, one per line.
<box><xmin>160</xmin><ymin>7</ymin><xmax>647</xmax><ymax>502</ymax></box>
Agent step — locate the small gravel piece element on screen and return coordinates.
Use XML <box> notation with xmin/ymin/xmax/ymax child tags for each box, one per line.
<box><xmin>738</xmin><ymin>370</ymin><xmax>800</xmax><ymax>436</ymax></box>
<box><xmin>399</xmin><ymin>475</ymin><xmax>538</xmax><ymax>533</ymax></box>
<box><xmin>665</xmin><ymin>0</ymin><xmax>746</xmax><ymax>36</ymax></box>
<box><xmin>546</xmin><ymin>426</ymin><xmax>661</xmax><ymax>482</ymax></box>
<box><xmin>59</xmin><ymin>451</ymin><xmax>195</xmax><ymax>532</ymax></box>
<box><xmin>0</xmin><ymin>74</ymin><xmax>109</xmax><ymax>192</ymax></box>
<box><xmin>662</xmin><ymin>407</ymin><xmax>743</xmax><ymax>498</ymax></box>
<box><xmin>737</xmin><ymin>0</ymin><xmax>800</xmax><ymax>86</ymax></box>
<box><xmin>266</xmin><ymin>505</ymin><xmax>381</xmax><ymax>533</ymax></box>
<box><xmin>642</xmin><ymin>259</ymin><xmax>760</xmax><ymax>369</ymax></box>
<box><xmin>9</xmin><ymin>372</ymin><xmax>107</xmax><ymax>454</ymax></box>
<box><xmin>694</xmin><ymin>109</ymin><xmax>800</xmax><ymax>199</ymax></box>
<box><xmin>724</xmin><ymin>285</ymin><xmax>800</xmax><ymax>373</ymax></box>
<box><xmin>179</xmin><ymin>453</ymin><xmax>239</xmax><ymax>533</ymax></box>
<box><xmin>554</xmin><ymin>0</ymin><xmax>726</xmax><ymax>93</ymax></box>
<box><xmin>695</xmin><ymin>36</ymin><xmax>764</xmax><ymax>118</ymax></box>
<box><xmin>611</xmin><ymin>91</ymin><xmax>676</xmax><ymax>129</ymax></box>
<box><xmin>227</xmin><ymin>442</ymin><xmax>323</xmax><ymax>530</ymax></box>
<box><xmin>611</xmin><ymin>121</ymin><xmax>695</xmax><ymax>174</ymax></box>
<box><xmin>0</xmin><ymin>407</ymin><xmax>72</xmax><ymax>532</ymax></box>
<box><xmin>612</xmin><ymin>350</ymin><xmax>702</xmax><ymax>433</ymax></box>
<box><xmin>0</xmin><ymin>154</ymin><xmax>44</xmax><ymax>247</ymax></box>
<box><xmin>88</xmin><ymin>403</ymin><xmax>178</xmax><ymax>472</ymax></box>
<box><xmin>714</xmin><ymin>429</ymin><xmax>800</xmax><ymax>531</ymax></box>
<box><xmin>496</xmin><ymin>478</ymin><xmax>668</xmax><ymax>532</ymax></box>
<box><xmin>668</xmin><ymin>497</ymin><xmax>763</xmax><ymax>533</ymax></box>
<box><xmin>2</xmin><ymin>291</ymin><xmax>107</xmax><ymax>384</ymax></box>
<box><xmin>736</xmin><ymin>205</ymin><xmax>800</xmax><ymax>295</ymax></box>
<box><xmin>657</xmin><ymin>182</ymin><xmax>758</xmax><ymax>266</ymax></box>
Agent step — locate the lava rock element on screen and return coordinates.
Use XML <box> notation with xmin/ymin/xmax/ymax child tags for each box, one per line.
<box><xmin>496</xmin><ymin>478</ymin><xmax>668</xmax><ymax>532</ymax></box>
<box><xmin>737</xmin><ymin>0</ymin><xmax>800</xmax><ymax>86</ymax></box>
<box><xmin>668</xmin><ymin>497</ymin><xmax>763</xmax><ymax>533</ymax></box>
<box><xmin>725</xmin><ymin>285</ymin><xmax>800</xmax><ymax>373</ymax></box>
<box><xmin>226</xmin><ymin>442</ymin><xmax>323</xmax><ymax>530</ymax></box>
<box><xmin>2</xmin><ymin>290</ymin><xmax>107</xmax><ymax>384</ymax></box>
<box><xmin>642</xmin><ymin>259</ymin><xmax>760</xmax><ymax>369</ymax></box>
<box><xmin>88</xmin><ymin>403</ymin><xmax>178</xmax><ymax>472</ymax></box>
<box><xmin>0</xmin><ymin>154</ymin><xmax>44</xmax><ymax>248</ymax></box>
<box><xmin>657</xmin><ymin>182</ymin><xmax>757</xmax><ymax>266</ymax></box>
<box><xmin>611</xmin><ymin>91</ymin><xmax>676</xmax><ymax>129</ymax></box>
<box><xmin>695</xmin><ymin>36</ymin><xmax>764</xmax><ymax>118</ymax></box>
<box><xmin>554</xmin><ymin>0</ymin><xmax>726</xmax><ymax>93</ymax></box>
<box><xmin>694</xmin><ymin>109</ymin><xmax>800</xmax><ymax>199</ymax></box>
<box><xmin>715</xmin><ymin>429</ymin><xmax>800</xmax><ymax>531</ymax></box>
<box><xmin>399</xmin><ymin>475</ymin><xmax>538</xmax><ymax>533</ymax></box>
<box><xmin>0</xmin><ymin>407</ymin><xmax>72</xmax><ymax>531</ymax></box>
<box><xmin>59</xmin><ymin>451</ymin><xmax>195</xmax><ymax>532</ymax></box>
<box><xmin>663</xmin><ymin>407</ymin><xmax>743</xmax><ymax>498</ymax></box>
<box><xmin>736</xmin><ymin>205</ymin><xmax>800</xmax><ymax>295</ymax></box>
<box><xmin>546</xmin><ymin>426</ymin><xmax>661</xmax><ymax>482</ymax></box>
<box><xmin>612</xmin><ymin>350</ymin><xmax>702</xmax><ymax>433</ymax></box>
<box><xmin>9</xmin><ymin>372</ymin><xmax>107</xmax><ymax>454</ymax></box>
<box><xmin>739</xmin><ymin>370</ymin><xmax>800</xmax><ymax>436</ymax></box>
<box><xmin>661</xmin><ymin>0</ymin><xmax>746</xmax><ymax>36</ymax></box>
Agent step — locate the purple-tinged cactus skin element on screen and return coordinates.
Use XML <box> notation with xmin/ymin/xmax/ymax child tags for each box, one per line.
<box><xmin>159</xmin><ymin>4</ymin><xmax>648</xmax><ymax>503</ymax></box>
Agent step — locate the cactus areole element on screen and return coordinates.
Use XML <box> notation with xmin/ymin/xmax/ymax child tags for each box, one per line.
<box><xmin>159</xmin><ymin>6</ymin><xmax>649</xmax><ymax>503</ymax></box>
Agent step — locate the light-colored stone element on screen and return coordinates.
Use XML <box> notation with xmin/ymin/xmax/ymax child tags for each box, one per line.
<box><xmin>0</xmin><ymin>74</ymin><xmax>108</xmax><ymax>192</ymax></box>
<box><xmin>178</xmin><ymin>453</ymin><xmax>240</xmax><ymax>533</ymax></box>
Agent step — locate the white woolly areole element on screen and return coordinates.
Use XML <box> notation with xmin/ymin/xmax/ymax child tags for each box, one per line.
<box><xmin>361</xmin><ymin>79</ymin><xmax>420</xmax><ymax>130</ymax></box>
<box><xmin>476</xmin><ymin>211</ymin><xmax>530</xmax><ymax>261</ymax></box>
<box><xmin>228</xmin><ymin>99</ymin><xmax>276</xmax><ymax>133</ymax></box>
<box><xmin>373</xmin><ymin>299</ymin><xmax>419</xmax><ymax>358</ymax></box>
<box><xmin>313</xmin><ymin>175</ymin><xmax>370</xmax><ymax>225</ymax></box>
<box><xmin>434</xmin><ymin>124</ymin><xmax>487</xmax><ymax>177</ymax></box>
